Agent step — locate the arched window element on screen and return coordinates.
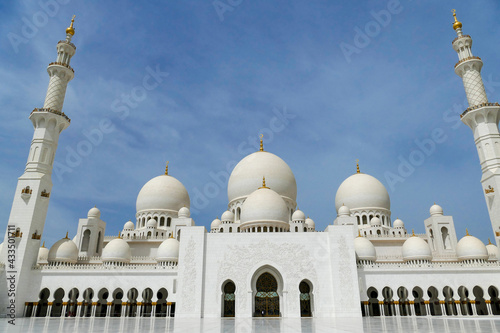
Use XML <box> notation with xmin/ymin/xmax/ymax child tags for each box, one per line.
<box><xmin>237</xmin><ymin>207</ymin><xmax>241</xmax><ymax>221</ymax></box>
<box><xmin>362</xmin><ymin>215</ymin><xmax>367</xmax><ymax>225</ymax></box>
<box><xmin>299</xmin><ymin>281</ymin><xmax>312</xmax><ymax>317</ymax></box>
<box><xmin>81</xmin><ymin>229</ymin><xmax>91</xmax><ymax>252</ymax></box>
<box><xmin>96</xmin><ymin>231</ymin><xmax>102</xmax><ymax>254</ymax></box>
<box><xmin>160</xmin><ymin>217</ymin><xmax>165</xmax><ymax>227</ymax></box>
<box><xmin>167</xmin><ymin>217</ymin><xmax>172</xmax><ymax>227</ymax></box>
<box><xmin>223</xmin><ymin>281</ymin><xmax>236</xmax><ymax>317</ymax></box>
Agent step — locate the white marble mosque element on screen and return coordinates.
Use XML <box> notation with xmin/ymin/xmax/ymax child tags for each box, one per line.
<box><xmin>1</xmin><ymin>12</ymin><xmax>500</xmax><ymax>321</ymax></box>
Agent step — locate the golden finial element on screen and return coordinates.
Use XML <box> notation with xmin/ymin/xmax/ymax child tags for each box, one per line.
<box><xmin>165</xmin><ymin>161</ymin><xmax>169</xmax><ymax>175</ymax></box>
<box><xmin>259</xmin><ymin>134</ymin><xmax>264</xmax><ymax>152</ymax></box>
<box><xmin>488</xmin><ymin>238</ymin><xmax>492</xmax><ymax>245</ymax></box>
<box><xmin>117</xmin><ymin>231</ymin><xmax>122</xmax><ymax>239</ymax></box>
<box><xmin>65</xmin><ymin>231</ymin><xmax>69</xmax><ymax>239</ymax></box>
<box><xmin>356</xmin><ymin>159</ymin><xmax>360</xmax><ymax>174</ymax></box>
<box><xmin>412</xmin><ymin>229</ymin><xmax>415</xmax><ymax>237</ymax></box>
<box><xmin>42</xmin><ymin>241</ymin><xmax>45</xmax><ymax>248</ymax></box>
<box><xmin>259</xmin><ymin>176</ymin><xmax>269</xmax><ymax>189</ymax></box>
<box><xmin>357</xmin><ymin>230</ymin><xmax>361</xmax><ymax>238</ymax></box>
<box><xmin>170</xmin><ymin>233</ymin><xmax>174</xmax><ymax>239</ymax></box>
<box><xmin>66</xmin><ymin>15</ymin><xmax>76</xmax><ymax>36</ymax></box>
<box><xmin>466</xmin><ymin>228</ymin><xmax>469</xmax><ymax>236</ymax></box>
<box><xmin>452</xmin><ymin>9</ymin><xmax>462</xmax><ymax>30</ymax></box>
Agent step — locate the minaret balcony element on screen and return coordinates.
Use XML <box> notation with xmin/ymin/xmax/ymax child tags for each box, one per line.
<box><xmin>57</xmin><ymin>40</ymin><xmax>76</xmax><ymax>50</ymax></box>
<box><xmin>452</xmin><ymin>34</ymin><xmax>471</xmax><ymax>44</ymax></box>
<box><xmin>30</xmin><ymin>108</ymin><xmax>71</xmax><ymax>123</ymax></box>
<box><xmin>454</xmin><ymin>56</ymin><xmax>482</xmax><ymax>69</ymax></box>
<box><xmin>21</xmin><ymin>186</ymin><xmax>32</xmax><ymax>199</ymax></box>
<box><xmin>460</xmin><ymin>102</ymin><xmax>500</xmax><ymax>118</ymax></box>
<box><xmin>48</xmin><ymin>61</ymin><xmax>74</xmax><ymax>73</ymax></box>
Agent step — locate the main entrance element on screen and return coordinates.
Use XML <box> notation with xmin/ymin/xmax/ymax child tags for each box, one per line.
<box><xmin>254</xmin><ymin>272</ymin><xmax>280</xmax><ymax>317</ymax></box>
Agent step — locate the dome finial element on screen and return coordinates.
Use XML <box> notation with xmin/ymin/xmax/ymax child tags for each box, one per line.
<box><xmin>42</xmin><ymin>241</ymin><xmax>45</xmax><ymax>248</ymax></box>
<box><xmin>488</xmin><ymin>238</ymin><xmax>492</xmax><ymax>245</ymax></box>
<box><xmin>65</xmin><ymin>231</ymin><xmax>69</xmax><ymax>239</ymax></box>
<box><xmin>66</xmin><ymin>15</ymin><xmax>76</xmax><ymax>36</ymax></box>
<box><xmin>259</xmin><ymin>134</ymin><xmax>264</xmax><ymax>152</ymax></box>
<box><xmin>356</xmin><ymin>159</ymin><xmax>360</xmax><ymax>174</ymax></box>
<box><xmin>357</xmin><ymin>230</ymin><xmax>361</xmax><ymax>238</ymax></box>
<box><xmin>117</xmin><ymin>231</ymin><xmax>122</xmax><ymax>239</ymax></box>
<box><xmin>452</xmin><ymin>9</ymin><xmax>462</xmax><ymax>30</ymax></box>
<box><xmin>411</xmin><ymin>229</ymin><xmax>415</xmax><ymax>237</ymax></box>
<box><xmin>165</xmin><ymin>161</ymin><xmax>169</xmax><ymax>175</ymax></box>
<box><xmin>466</xmin><ymin>228</ymin><xmax>469</xmax><ymax>236</ymax></box>
<box><xmin>259</xmin><ymin>176</ymin><xmax>269</xmax><ymax>189</ymax></box>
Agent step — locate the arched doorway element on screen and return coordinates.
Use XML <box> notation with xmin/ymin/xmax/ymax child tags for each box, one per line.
<box><xmin>299</xmin><ymin>281</ymin><xmax>312</xmax><ymax>317</ymax></box>
<box><xmin>254</xmin><ymin>272</ymin><xmax>279</xmax><ymax>317</ymax></box>
<box><xmin>222</xmin><ymin>281</ymin><xmax>236</xmax><ymax>317</ymax></box>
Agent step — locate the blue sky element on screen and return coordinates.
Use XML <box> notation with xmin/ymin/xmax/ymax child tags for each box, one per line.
<box><xmin>1</xmin><ymin>1</ymin><xmax>500</xmax><ymax>247</ymax></box>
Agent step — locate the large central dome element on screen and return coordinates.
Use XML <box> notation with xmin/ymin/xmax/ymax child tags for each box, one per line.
<box><xmin>228</xmin><ymin>151</ymin><xmax>297</xmax><ymax>204</ymax></box>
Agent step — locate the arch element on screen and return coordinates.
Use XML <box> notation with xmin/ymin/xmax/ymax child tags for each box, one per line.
<box><xmin>81</xmin><ymin>229</ymin><xmax>91</xmax><ymax>252</ymax></box>
<box><xmin>441</xmin><ymin>227</ymin><xmax>450</xmax><ymax>249</ymax></box>
<box><xmin>362</xmin><ymin>215</ymin><xmax>367</xmax><ymax>225</ymax></box>
<box><xmin>412</xmin><ymin>287</ymin><xmax>426</xmax><ymax>316</ymax></box>
<box><xmin>141</xmin><ymin>288</ymin><xmax>153</xmax><ymax>317</ymax></box>
<box><xmin>177</xmin><ymin>230</ymin><xmax>181</xmax><ymax>241</ymax></box>
<box><xmin>429</xmin><ymin>229</ymin><xmax>435</xmax><ymax>251</ymax></box>
<box><xmin>443</xmin><ymin>286</ymin><xmax>457</xmax><ymax>316</ymax></box>
<box><xmin>156</xmin><ymin>288</ymin><xmax>168</xmax><ymax>317</ymax></box>
<box><xmin>96</xmin><ymin>288</ymin><xmax>109</xmax><ymax>317</ymax></box>
<box><xmin>367</xmin><ymin>287</ymin><xmax>380</xmax><ymax>316</ymax></box>
<box><xmin>167</xmin><ymin>217</ymin><xmax>172</xmax><ymax>227</ymax></box>
<box><xmin>66</xmin><ymin>288</ymin><xmax>79</xmax><ymax>317</ymax></box>
<box><xmin>229</xmin><ymin>227</ymin><xmax>233</xmax><ymax>233</ymax></box>
<box><xmin>36</xmin><ymin>288</ymin><xmax>50</xmax><ymax>317</ymax></box>
<box><xmin>237</xmin><ymin>207</ymin><xmax>241</xmax><ymax>221</ymax></box>
<box><xmin>111</xmin><ymin>288</ymin><xmax>124</xmax><ymax>317</ymax></box>
<box><xmin>222</xmin><ymin>280</ymin><xmax>236</xmax><ymax>317</ymax></box>
<box><xmin>96</xmin><ymin>231</ymin><xmax>102</xmax><ymax>254</ymax></box>
<box><xmin>81</xmin><ymin>288</ymin><xmax>93</xmax><ymax>317</ymax></box>
<box><xmin>51</xmin><ymin>288</ymin><xmax>65</xmax><ymax>317</ymax></box>
<box><xmin>458</xmin><ymin>286</ymin><xmax>473</xmax><ymax>315</ymax></box>
<box><xmin>473</xmin><ymin>286</ymin><xmax>488</xmax><ymax>315</ymax></box>
<box><xmin>397</xmin><ymin>287</ymin><xmax>410</xmax><ymax>316</ymax></box>
<box><xmin>251</xmin><ymin>266</ymin><xmax>283</xmax><ymax>317</ymax></box>
<box><xmin>427</xmin><ymin>286</ymin><xmax>442</xmax><ymax>316</ymax></box>
<box><xmin>126</xmin><ymin>288</ymin><xmax>139</xmax><ymax>317</ymax></box>
<box><xmin>488</xmin><ymin>286</ymin><xmax>500</xmax><ymax>315</ymax></box>
<box><xmin>295</xmin><ymin>226</ymin><xmax>298</xmax><ymax>232</ymax></box>
<box><xmin>299</xmin><ymin>280</ymin><xmax>313</xmax><ymax>317</ymax></box>
<box><xmin>382</xmin><ymin>287</ymin><xmax>395</xmax><ymax>316</ymax></box>
<box><xmin>160</xmin><ymin>217</ymin><xmax>165</xmax><ymax>227</ymax></box>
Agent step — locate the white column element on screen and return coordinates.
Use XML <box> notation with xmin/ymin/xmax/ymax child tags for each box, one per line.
<box><xmin>472</xmin><ymin>302</ymin><xmax>478</xmax><ymax>316</ymax></box>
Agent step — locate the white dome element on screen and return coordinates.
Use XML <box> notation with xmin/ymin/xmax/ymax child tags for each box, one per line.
<box><xmin>136</xmin><ymin>175</ymin><xmax>190</xmax><ymax>213</ymax></box>
<box><xmin>305</xmin><ymin>217</ymin><xmax>315</xmax><ymax>229</ymax></box>
<box><xmin>156</xmin><ymin>237</ymin><xmax>180</xmax><ymax>262</ymax></box>
<box><xmin>211</xmin><ymin>218</ymin><xmax>221</xmax><ymax>229</ymax></box>
<box><xmin>240</xmin><ymin>187</ymin><xmax>289</xmax><ymax>224</ymax></box>
<box><xmin>292</xmin><ymin>209</ymin><xmax>306</xmax><ymax>221</ymax></box>
<box><xmin>354</xmin><ymin>236</ymin><xmax>376</xmax><ymax>261</ymax></box>
<box><xmin>456</xmin><ymin>234</ymin><xmax>488</xmax><ymax>261</ymax></box>
<box><xmin>393</xmin><ymin>218</ymin><xmax>404</xmax><ymax>228</ymax></box>
<box><xmin>487</xmin><ymin>242</ymin><xmax>499</xmax><ymax>261</ymax></box>
<box><xmin>430</xmin><ymin>203</ymin><xmax>443</xmax><ymax>216</ymax></box>
<box><xmin>178</xmin><ymin>206</ymin><xmax>190</xmax><ymax>218</ymax></box>
<box><xmin>147</xmin><ymin>219</ymin><xmax>157</xmax><ymax>228</ymax></box>
<box><xmin>228</xmin><ymin>151</ymin><xmax>297</xmax><ymax>204</ymax></box>
<box><xmin>402</xmin><ymin>236</ymin><xmax>432</xmax><ymax>261</ymax></box>
<box><xmin>38</xmin><ymin>245</ymin><xmax>49</xmax><ymax>262</ymax></box>
<box><xmin>88</xmin><ymin>206</ymin><xmax>101</xmax><ymax>219</ymax></box>
<box><xmin>102</xmin><ymin>238</ymin><xmax>131</xmax><ymax>263</ymax></box>
<box><xmin>335</xmin><ymin>173</ymin><xmax>390</xmax><ymax>212</ymax></box>
<box><xmin>221</xmin><ymin>210</ymin><xmax>235</xmax><ymax>222</ymax></box>
<box><xmin>48</xmin><ymin>237</ymin><xmax>78</xmax><ymax>264</ymax></box>
<box><xmin>370</xmin><ymin>217</ymin><xmax>381</xmax><ymax>226</ymax></box>
<box><xmin>123</xmin><ymin>220</ymin><xmax>135</xmax><ymax>230</ymax></box>
<box><xmin>338</xmin><ymin>205</ymin><xmax>351</xmax><ymax>217</ymax></box>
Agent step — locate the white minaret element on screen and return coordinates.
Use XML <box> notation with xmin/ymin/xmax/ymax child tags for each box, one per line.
<box><xmin>452</xmin><ymin>11</ymin><xmax>500</xmax><ymax>246</ymax></box>
<box><xmin>0</xmin><ymin>17</ymin><xmax>77</xmax><ymax>316</ymax></box>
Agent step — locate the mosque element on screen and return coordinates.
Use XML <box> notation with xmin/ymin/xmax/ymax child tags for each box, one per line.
<box><xmin>1</xmin><ymin>12</ymin><xmax>500</xmax><ymax>320</ymax></box>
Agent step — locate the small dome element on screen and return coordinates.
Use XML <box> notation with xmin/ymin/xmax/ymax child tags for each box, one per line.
<box><xmin>88</xmin><ymin>206</ymin><xmax>101</xmax><ymax>219</ymax></box>
<box><xmin>102</xmin><ymin>238</ymin><xmax>131</xmax><ymax>263</ymax></box>
<box><xmin>402</xmin><ymin>236</ymin><xmax>432</xmax><ymax>261</ymax></box>
<box><xmin>305</xmin><ymin>217</ymin><xmax>315</xmax><ymax>229</ymax></box>
<box><xmin>38</xmin><ymin>245</ymin><xmax>49</xmax><ymax>262</ymax></box>
<box><xmin>487</xmin><ymin>242</ymin><xmax>499</xmax><ymax>261</ymax></box>
<box><xmin>123</xmin><ymin>221</ymin><xmax>135</xmax><ymax>230</ymax></box>
<box><xmin>335</xmin><ymin>173</ymin><xmax>390</xmax><ymax>212</ymax></box>
<box><xmin>178</xmin><ymin>206</ymin><xmax>190</xmax><ymax>218</ymax></box>
<box><xmin>147</xmin><ymin>219</ymin><xmax>157</xmax><ymax>228</ymax></box>
<box><xmin>240</xmin><ymin>187</ymin><xmax>289</xmax><ymax>225</ymax></box>
<box><xmin>156</xmin><ymin>237</ymin><xmax>180</xmax><ymax>262</ymax></box>
<box><xmin>429</xmin><ymin>203</ymin><xmax>443</xmax><ymax>216</ymax></box>
<box><xmin>456</xmin><ymin>233</ymin><xmax>488</xmax><ymax>261</ymax></box>
<box><xmin>354</xmin><ymin>236</ymin><xmax>376</xmax><ymax>261</ymax></box>
<box><xmin>48</xmin><ymin>236</ymin><xmax>78</xmax><ymax>264</ymax></box>
<box><xmin>292</xmin><ymin>209</ymin><xmax>306</xmax><ymax>221</ymax></box>
<box><xmin>393</xmin><ymin>218</ymin><xmax>404</xmax><ymax>228</ymax></box>
<box><xmin>136</xmin><ymin>174</ymin><xmax>190</xmax><ymax>213</ymax></box>
<box><xmin>370</xmin><ymin>217</ymin><xmax>381</xmax><ymax>226</ymax></box>
<box><xmin>221</xmin><ymin>210</ymin><xmax>235</xmax><ymax>222</ymax></box>
<box><xmin>211</xmin><ymin>218</ymin><xmax>221</xmax><ymax>230</ymax></box>
<box><xmin>338</xmin><ymin>205</ymin><xmax>350</xmax><ymax>217</ymax></box>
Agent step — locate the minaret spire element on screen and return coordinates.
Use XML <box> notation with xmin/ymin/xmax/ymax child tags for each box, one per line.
<box><xmin>453</xmin><ymin>13</ymin><xmax>500</xmax><ymax>247</ymax></box>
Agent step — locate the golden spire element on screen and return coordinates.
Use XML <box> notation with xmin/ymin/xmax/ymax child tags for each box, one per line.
<box><xmin>170</xmin><ymin>233</ymin><xmax>174</xmax><ymax>239</ymax></box>
<box><xmin>165</xmin><ymin>161</ymin><xmax>169</xmax><ymax>175</ymax></box>
<box><xmin>357</xmin><ymin>230</ymin><xmax>361</xmax><ymax>238</ymax></box>
<box><xmin>452</xmin><ymin>9</ymin><xmax>462</xmax><ymax>30</ymax></box>
<box><xmin>66</xmin><ymin>15</ymin><xmax>76</xmax><ymax>36</ymax></box>
<box><xmin>42</xmin><ymin>241</ymin><xmax>45</xmax><ymax>248</ymax></box>
<box><xmin>356</xmin><ymin>159</ymin><xmax>360</xmax><ymax>174</ymax></box>
<box><xmin>466</xmin><ymin>228</ymin><xmax>469</xmax><ymax>236</ymax></box>
<box><xmin>488</xmin><ymin>238</ymin><xmax>492</xmax><ymax>245</ymax></box>
<box><xmin>65</xmin><ymin>231</ymin><xmax>69</xmax><ymax>239</ymax></box>
<box><xmin>411</xmin><ymin>229</ymin><xmax>415</xmax><ymax>237</ymax></box>
<box><xmin>117</xmin><ymin>231</ymin><xmax>122</xmax><ymax>239</ymax></box>
<box><xmin>259</xmin><ymin>176</ymin><xmax>269</xmax><ymax>189</ymax></box>
<box><xmin>259</xmin><ymin>134</ymin><xmax>264</xmax><ymax>152</ymax></box>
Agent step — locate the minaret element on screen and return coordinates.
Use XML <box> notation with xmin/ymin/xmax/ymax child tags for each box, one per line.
<box><xmin>0</xmin><ymin>17</ymin><xmax>77</xmax><ymax>316</ymax></box>
<box><xmin>452</xmin><ymin>10</ymin><xmax>500</xmax><ymax>246</ymax></box>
